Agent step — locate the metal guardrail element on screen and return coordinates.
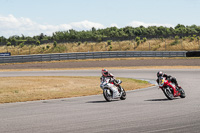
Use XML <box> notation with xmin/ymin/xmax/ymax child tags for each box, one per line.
<box><xmin>0</xmin><ymin>51</ymin><xmax>186</xmax><ymax>63</ymax></box>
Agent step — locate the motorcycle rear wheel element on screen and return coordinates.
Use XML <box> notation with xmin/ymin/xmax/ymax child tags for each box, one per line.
<box><xmin>120</xmin><ymin>88</ymin><xmax>126</xmax><ymax>100</ymax></box>
<box><xmin>179</xmin><ymin>88</ymin><xmax>186</xmax><ymax>98</ymax></box>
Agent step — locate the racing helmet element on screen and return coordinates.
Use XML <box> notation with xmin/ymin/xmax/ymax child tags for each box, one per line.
<box><xmin>102</xmin><ymin>69</ymin><xmax>108</xmax><ymax>77</ymax></box>
<box><xmin>163</xmin><ymin>73</ymin><xmax>168</xmax><ymax>77</ymax></box>
<box><xmin>157</xmin><ymin>71</ymin><xmax>163</xmax><ymax>77</ymax></box>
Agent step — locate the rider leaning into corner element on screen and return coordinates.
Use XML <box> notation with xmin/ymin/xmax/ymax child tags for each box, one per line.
<box><xmin>156</xmin><ymin>71</ymin><xmax>181</xmax><ymax>90</ymax></box>
<box><xmin>100</xmin><ymin>69</ymin><xmax>121</xmax><ymax>98</ymax></box>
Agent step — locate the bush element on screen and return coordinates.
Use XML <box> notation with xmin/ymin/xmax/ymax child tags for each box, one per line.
<box><xmin>143</xmin><ymin>37</ymin><xmax>147</xmax><ymax>42</ymax></box>
<box><xmin>160</xmin><ymin>37</ymin><xmax>164</xmax><ymax>42</ymax></box>
<box><xmin>175</xmin><ymin>35</ymin><xmax>179</xmax><ymax>41</ymax></box>
<box><xmin>137</xmin><ymin>40</ymin><xmax>140</xmax><ymax>46</ymax></box>
<box><xmin>53</xmin><ymin>41</ymin><xmax>57</xmax><ymax>47</ymax></box>
<box><xmin>182</xmin><ymin>36</ymin><xmax>187</xmax><ymax>40</ymax></box>
<box><xmin>109</xmin><ymin>45</ymin><xmax>112</xmax><ymax>51</ymax></box>
<box><xmin>97</xmin><ymin>37</ymin><xmax>102</xmax><ymax>42</ymax></box>
<box><xmin>78</xmin><ymin>41</ymin><xmax>81</xmax><ymax>46</ymax></box>
<box><xmin>135</xmin><ymin>36</ymin><xmax>140</xmax><ymax>42</ymax></box>
<box><xmin>190</xmin><ymin>37</ymin><xmax>195</xmax><ymax>42</ymax></box>
<box><xmin>170</xmin><ymin>40</ymin><xmax>179</xmax><ymax>45</ymax></box>
<box><xmin>6</xmin><ymin>42</ymin><xmax>11</xmax><ymax>46</ymax></box>
<box><xmin>36</xmin><ymin>40</ymin><xmax>40</xmax><ymax>45</ymax></box>
<box><xmin>19</xmin><ymin>42</ymin><xmax>24</xmax><ymax>48</ymax></box>
<box><xmin>170</xmin><ymin>35</ymin><xmax>179</xmax><ymax>45</ymax></box>
<box><xmin>46</xmin><ymin>45</ymin><xmax>50</xmax><ymax>49</ymax></box>
<box><xmin>197</xmin><ymin>36</ymin><xmax>200</xmax><ymax>40</ymax></box>
<box><xmin>107</xmin><ymin>40</ymin><xmax>112</xmax><ymax>45</ymax></box>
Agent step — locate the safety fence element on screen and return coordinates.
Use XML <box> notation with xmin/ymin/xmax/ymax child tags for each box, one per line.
<box><xmin>0</xmin><ymin>51</ymin><xmax>186</xmax><ymax>63</ymax></box>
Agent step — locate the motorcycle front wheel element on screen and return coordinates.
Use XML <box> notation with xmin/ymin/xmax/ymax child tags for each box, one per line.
<box><xmin>103</xmin><ymin>89</ymin><xmax>112</xmax><ymax>102</ymax></box>
<box><xmin>163</xmin><ymin>87</ymin><xmax>174</xmax><ymax>100</ymax></box>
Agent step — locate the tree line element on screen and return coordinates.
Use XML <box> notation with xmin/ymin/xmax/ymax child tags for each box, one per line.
<box><xmin>0</xmin><ymin>24</ymin><xmax>200</xmax><ymax>46</ymax></box>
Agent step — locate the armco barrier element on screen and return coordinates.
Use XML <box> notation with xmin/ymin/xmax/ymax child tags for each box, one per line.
<box><xmin>0</xmin><ymin>51</ymin><xmax>186</xmax><ymax>63</ymax></box>
<box><xmin>186</xmin><ymin>51</ymin><xmax>200</xmax><ymax>57</ymax></box>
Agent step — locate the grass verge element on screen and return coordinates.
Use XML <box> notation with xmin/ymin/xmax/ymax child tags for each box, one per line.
<box><xmin>0</xmin><ymin>76</ymin><xmax>152</xmax><ymax>104</ymax></box>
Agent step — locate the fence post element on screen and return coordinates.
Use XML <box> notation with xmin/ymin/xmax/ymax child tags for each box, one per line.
<box><xmin>118</xmin><ymin>41</ymin><xmax>121</xmax><ymax>51</ymax></box>
<box><xmin>29</xmin><ymin>47</ymin><xmax>31</xmax><ymax>55</ymax></box>
<box><xmin>149</xmin><ymin>42</ymin><xmax>150</xmax><ymax>51</ymax></box>
<box><xmin>181</xmin><ymin>39</ymin><xmax>183</xmax><ymax>50</ymax></box>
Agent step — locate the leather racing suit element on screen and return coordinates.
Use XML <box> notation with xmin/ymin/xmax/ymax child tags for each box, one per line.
<box><xmin>100</xmin><ymin>73</ymin><xmax>121</xmax><ymax>98</ymax></box>
<box><xmin>157</xmin><ymin>74</ymin><xmax>180</xmax><ymax>90</ymax></box>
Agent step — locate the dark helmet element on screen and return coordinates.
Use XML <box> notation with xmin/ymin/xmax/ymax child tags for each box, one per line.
<box><xmin>163</xmin><ymin>73</ymin><xmax>168</xmax><ymax>77</ymax></box>
<box><xmin>157</xmin><ymin>71</ymin><xmax>163</xmax><ymax>77</ymax></box>
<box><xmin>102</xmin><ymin>69</ymin><xmax>108</xmax><ymax>77</ymax></box>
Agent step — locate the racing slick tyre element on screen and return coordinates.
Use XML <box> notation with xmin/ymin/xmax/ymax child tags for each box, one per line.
<box><xmin>120</xmin><ymin>88</ymin><xmax>126</xmax><ymax>100</ymax></box>
<box><xmin>103</xmin><ymin>89</ymin><xmax>112</xmax><ymax>102</ymax></box>
<box><xmin>179</xmin><ymin>88</ymin><xmax>186</xmax><ymax>98</ymax></box>
<box><xmin>163</xmin><ymin>87</ymin><xmax>174</xmax><ymax>100</ymax></box>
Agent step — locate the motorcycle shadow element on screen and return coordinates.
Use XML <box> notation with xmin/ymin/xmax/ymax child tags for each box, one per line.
<box><xmin>86</xmin><ymin>99</ymin><xmax>119</xmax><ymax>103</ymax></box>
<box><xmin>145</xmin><ymin>98</ymin><xmax>179</xmax><ymax>102</ymax></box>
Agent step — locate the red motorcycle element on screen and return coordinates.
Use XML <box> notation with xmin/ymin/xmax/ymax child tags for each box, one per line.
<box><xmin>158</xmin><ymin>77</ymin><xmax>185</xmax><ymax>100</ymax></box>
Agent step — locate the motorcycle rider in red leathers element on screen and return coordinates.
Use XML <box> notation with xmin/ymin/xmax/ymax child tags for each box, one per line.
<box><xmin>100</xmin><ymin>69</ymin><xmax>121</xmax><ymax>98</ymax></box>
<box><xmin>156</xmin><ymin>71</ymin><xmax>181</xmax><ymax>90</ymax></box>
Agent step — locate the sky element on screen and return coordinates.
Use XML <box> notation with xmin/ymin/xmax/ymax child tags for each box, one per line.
<box><xmin>0</xmin><ymin>0</ymin><xmax>200</xmax><ymax>38</ymax></box>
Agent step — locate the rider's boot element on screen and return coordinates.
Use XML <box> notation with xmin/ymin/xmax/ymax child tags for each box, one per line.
<box><xmin>118</xmin><ymin>86</ymin><xmax>123</xmax><ymax>92</ymax></box>
<box><xmin>176</xmin><ymin>84</ymin><xmax>181</xmax><ymax>91</ymax></box>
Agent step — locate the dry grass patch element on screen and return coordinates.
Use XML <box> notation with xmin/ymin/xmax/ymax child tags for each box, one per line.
<box><xmin>2</xmin><ymin>38</ymin><xmax>200</xmax><ymax>55</ymax></box>
<box><xmin>0</xmin><ymin>76</ymin><xmax>152</xmax><ymax>103</ymax></box>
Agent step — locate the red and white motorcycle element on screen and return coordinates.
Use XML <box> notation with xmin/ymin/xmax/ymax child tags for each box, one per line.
<box><xmin>158</xmin><ymin>77</ymin><xmax>185</xmax><ymax>100</ymax></box>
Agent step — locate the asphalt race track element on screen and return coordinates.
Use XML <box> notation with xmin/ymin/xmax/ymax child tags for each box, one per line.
<box><xmin>0</xmin><ymin>69</ymin><xmax>200</xmax><ymax>133</ymax></box>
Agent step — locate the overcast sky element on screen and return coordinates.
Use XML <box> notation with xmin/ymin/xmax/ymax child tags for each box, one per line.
<box><xmin>0</xmin><ymin>0</ymin><xmax>200</xmax><ymax>38</ymax></box>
